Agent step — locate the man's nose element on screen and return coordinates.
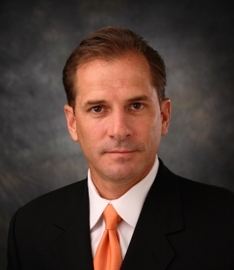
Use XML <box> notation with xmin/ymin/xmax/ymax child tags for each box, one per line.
<box><xmin>108</xmin><ymin>109</ymin><xmax>131</xmax><ymax>140</ymax></box>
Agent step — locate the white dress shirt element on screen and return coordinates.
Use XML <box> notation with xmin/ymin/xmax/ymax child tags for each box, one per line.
<box><xmin>88</xmin><ymin>156</ymin><xmax>159</xmax><ymax>259</ymax></box>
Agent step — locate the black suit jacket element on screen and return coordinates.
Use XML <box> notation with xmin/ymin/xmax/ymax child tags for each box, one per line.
<box><xmin>7</xmin><ymin>160</ymin><xmax>234</xmax><ymax>269</ymax></box>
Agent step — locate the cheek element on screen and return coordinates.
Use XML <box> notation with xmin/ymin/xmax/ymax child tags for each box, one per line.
<box><xmin>148</xmin><ymin>117</ymin><xmax>162</xmax><ymax>141</ymax></box>
<box><xmin>78</xmin><ymin>122</ymin><xmax>104</xmax><ymax>148</ymax></box>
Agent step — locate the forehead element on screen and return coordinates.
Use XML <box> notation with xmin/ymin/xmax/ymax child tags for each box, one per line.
<box><xmin>75</xmin><ymin>53</ymin><xmax>152</xmax><ymax>93</ymax></box>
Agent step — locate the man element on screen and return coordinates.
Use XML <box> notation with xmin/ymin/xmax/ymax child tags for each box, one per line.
<box><xmin>7</xmin><ymin>27</ymin><xmax>234</xmax><ymax>269</ymax></box>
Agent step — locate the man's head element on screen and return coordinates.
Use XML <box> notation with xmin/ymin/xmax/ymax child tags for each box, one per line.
<box><xmin>63</xmin><ymin>26</ymin><xmax>166</xmax><ymax>109</ymax></box>
<box><xmin>63</xmin><ymin>27</ymin><xmax>171</xmax><ymax>199</ymax></box>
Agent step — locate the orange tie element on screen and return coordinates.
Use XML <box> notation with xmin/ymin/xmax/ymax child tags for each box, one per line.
<box><xmin>94</xmin><ymin>204</ymin><xmax>122</xmax><ymax>270</ymax></box>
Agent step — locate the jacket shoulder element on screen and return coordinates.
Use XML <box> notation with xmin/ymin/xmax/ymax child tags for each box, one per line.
<box><xmin>158</xmin><ymin>160</ymin><xmax>234</xmax><ymax>218</ymax></box>
<box><xmin>13</xmin><ymin>179</ymin><xmax>88</xmax><ymax>228</ymax></box>
<box><xmin>160</xmin><ymin>160</ymin><xmax>234</xmax><ymax>203</ymax></box>
<box><xmin>178</xmin><ymin>172</ymin><xmax>234</xmax><ymax>207</ymax></box>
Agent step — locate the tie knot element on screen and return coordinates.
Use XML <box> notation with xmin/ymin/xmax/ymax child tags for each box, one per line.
<box><xmin>103</xmin><ymin>204</ymin><xmax>121</xmax><ymax>230</ymax></box>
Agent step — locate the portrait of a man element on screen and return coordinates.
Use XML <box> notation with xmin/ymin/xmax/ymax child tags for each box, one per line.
<box><xmin>7</xmin><ymin>26</ymin><xmax>234</xmax><ymax>270</ymax></box>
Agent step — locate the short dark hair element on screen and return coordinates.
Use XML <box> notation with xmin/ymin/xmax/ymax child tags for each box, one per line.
<box><xmin>63</xmin><ymin>26</ymin><xmax>166</xmax><ymax>109</ymax></box>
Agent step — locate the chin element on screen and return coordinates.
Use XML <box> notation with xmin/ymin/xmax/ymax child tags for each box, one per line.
<box><xmin>103</xmin><ymin>166</ymin><xmax>143</xmax><ymax>183</ymax></box>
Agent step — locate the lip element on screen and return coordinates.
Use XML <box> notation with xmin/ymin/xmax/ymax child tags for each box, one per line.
<box><xmin>108</xmin><ymin>150</ymin><xmax>136</xmax><ymax>154</ymax></box>
<box><xmin>106</xmin><ymin>150</ymin><xmax>137</xmax><ymax>157</ymax></box>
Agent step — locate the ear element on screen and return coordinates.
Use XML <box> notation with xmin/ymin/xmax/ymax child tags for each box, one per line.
<box><xmin>160</xmin><ymin>98</ymin><xmax>171</xmax><ymax>136</ymax></box>
<box><xmin>64</xmin><ymin>104</ymin><xmax>79</xmax><ymax>142</ymax></box>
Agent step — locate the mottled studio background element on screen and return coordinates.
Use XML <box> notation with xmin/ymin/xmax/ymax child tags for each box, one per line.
<box><xmin>0</xmin><ymin>0</ymin><xmax>234</xmax><ymax>268</ymax></box>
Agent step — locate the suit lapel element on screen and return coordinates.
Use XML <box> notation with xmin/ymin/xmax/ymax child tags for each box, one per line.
<box><xmin>53</xmin><ymin>180</ymin><xmax>94</xmax><ymax>270</ymax></box>
<box><xmin>121</xmin><ymin>161</ymin><xmax>184</xmax><ymax>270</ymax></box>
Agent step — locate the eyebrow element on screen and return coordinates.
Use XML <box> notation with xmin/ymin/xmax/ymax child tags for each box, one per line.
<box><xmin>83</xmin><ymin>100</ymin><xmax>107</xmax><ymax>107</ymax></box>
<box><xmin>126</xmin><ymin>95</ymin><xmax>150</xmax><ymax>102</ymax></box>
<box><xmin>83</xmin><ymin>95</ymin><xmax>151</xmax><ymax>108</ymax></box>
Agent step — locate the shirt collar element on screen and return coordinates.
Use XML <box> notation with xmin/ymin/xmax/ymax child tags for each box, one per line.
<box><xmin>88</xmin><ymin>156</ymin><xmax>159</xmax><ymax>229</ymax></box>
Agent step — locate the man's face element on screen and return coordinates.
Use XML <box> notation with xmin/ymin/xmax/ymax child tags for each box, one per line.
<box><xmin>64</xmin><ymin>53</ymin><xmax>171</xmax><ymax>194</ymax></box>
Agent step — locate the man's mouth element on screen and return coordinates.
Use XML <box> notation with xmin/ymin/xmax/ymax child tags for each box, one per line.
<box><xmin>108</xmin><ymin>149</ymin><xmax>136</xmax><ymax>153</ymax></box>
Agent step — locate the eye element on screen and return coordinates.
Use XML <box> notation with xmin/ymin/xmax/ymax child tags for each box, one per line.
<box><xmin>91</xmin><ymin>106</ymin><xmax>103</xmax><ymax>113</ymax></box>
<box><xmin>131</xmin><ymin>102</ymin><xmax>143</xmax><ymax>110</ymax></box>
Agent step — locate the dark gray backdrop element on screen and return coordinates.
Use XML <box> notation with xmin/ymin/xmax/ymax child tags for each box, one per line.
<box><xmin>1</xmin><ymin>0</ymin><xmax>234</xmax><ymax>268</ymax></box>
